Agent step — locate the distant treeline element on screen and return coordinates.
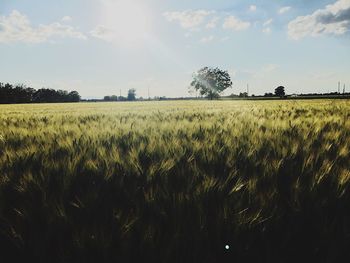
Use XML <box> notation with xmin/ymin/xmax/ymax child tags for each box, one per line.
<box><xmin>297</xmin><ymin>92</ymin><xmax>350</xmax><ymax>97</ymax></box>
<box><xmin>0</xmin><ymin>83</ymin><xmax>81</xmax><ymax>104</ymax></box>
<box><xmin>103</xmin><ymin>89</ymin><xmax>137</xmax><ymax>102</ymax></box>
<box><xmin>103</xmin><ymin>95</ymin><xmax>128</xmax><ymax>102</ymax></box>
<box><xmin>227</xmin><ymin>91</ymin><xmax>350</xmax><ymax>99</ymax></box>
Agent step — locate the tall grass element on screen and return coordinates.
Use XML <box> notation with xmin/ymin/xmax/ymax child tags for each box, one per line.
<box><xmin>0</xmin><ymin>100</ymin><xmax>350</xmax><ymax>262</ymax></box>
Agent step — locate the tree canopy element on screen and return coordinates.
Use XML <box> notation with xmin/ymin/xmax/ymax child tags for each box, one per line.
<box><xmin>190</xmin><ymin>67</ymin><xmax>232</xmax><ymax>100</ymax></box>
<box><xmin>0</xmin><ymin>83</ymin><xmax>80</xmax><ymax>104</ymax></box>
<box><xmin>127</xmin><ymin>89</ymin><xmax>137</xmax><ymax>101</ymax></box>
<box><xmin>275</xmin><ymin>86</ymin><xmax>286</xmax><ymax>98</ymax></box>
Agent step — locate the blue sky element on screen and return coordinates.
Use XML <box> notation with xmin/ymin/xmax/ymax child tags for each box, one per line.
<box><xmin>0</xmin><ymin>0</ymin><xmax>349</xmax><ymax>98</ymax></box>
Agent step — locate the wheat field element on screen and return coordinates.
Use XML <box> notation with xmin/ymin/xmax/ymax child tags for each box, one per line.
<box><xmin>1</xmin><ymin>100</ymin><xmax>350</xmax><ymax>262</ymax></box>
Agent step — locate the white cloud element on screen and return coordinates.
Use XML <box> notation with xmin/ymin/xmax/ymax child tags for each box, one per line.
<box><xmin>263</xmin><ymin>18</ymin><xmax>273</xmax><ymax>26</ymax></box>
<box><xmin>288</xmin><ymin>0</ymin><xmax>350</xmax><ymax>40</ymax></box>
<box><xmin>90</xmin><ymin>25</ymin><xmax>115</xmax><ymax>42</ymax></box>
<box><xmin>200</xmin><ymin>35</ymin><xmax>214</xmax><ymax>43</ymax></box>
<box><xmin>163</xmin><ymin>10</ymin><xmax>214</xmax><ymax>30</ymax></box>
<box><xmin>0</xmin><ymin>10</ymin><xmax>86</xmax><ymax>43</ymax></box>
<box><xmin>223</xmin><ymin>16</ymin><xmax>251</xmax><ymax>31</ymax></box>
<box><xmin>279</xmin><ymin>6</ymin><xmax>291</xmax><ymax>14</ymax></box>
<box><xmin>249</xmin><ymin>5</ymin><xmax>257</xmax><ymax>12</ymax></box>
<box><xmin>263</xmin><ymin>27</ymin><xmax>271</xmax><ymax>34</ymax></box>
<box><xmin>206</xmin><ymin>17</ymin><xmax>219</xmax><ymax>29</ymax></box>
<box><xmin>61</xmin><ymin>16</ymin><xmax>72</xmax><ymax>22</ymax></box>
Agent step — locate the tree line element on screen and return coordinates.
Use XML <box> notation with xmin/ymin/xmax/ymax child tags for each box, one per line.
<box><xmin>0</xmin><ymin>83</ymin><xmax>81</xmax><ymax>104</ymax></box>
<box><xmin>103</xmin><ymin>88</ymin><xmax>137</xmax><ymax>102</ymax></box>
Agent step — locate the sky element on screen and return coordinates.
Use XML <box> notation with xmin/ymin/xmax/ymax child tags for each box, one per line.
<box><xmin>0</xmin><ymin>0</ymin><xmax>350</xmax><ymax>98</ymax></box>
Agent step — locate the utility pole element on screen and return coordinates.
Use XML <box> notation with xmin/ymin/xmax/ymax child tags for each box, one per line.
<box><xmin>338</xmin><ymin>81</ymin><xmax>340</xmax><ymax>94</ymax></box>
<box><xmin>247</xmin><ymin>84</ymin><xmax>249</xmax><ymax>96</ymax></box>
<box><xmin>148</xmin><ymin>87</ymin><xmax>150</xmax><ymax>100</ymax></box>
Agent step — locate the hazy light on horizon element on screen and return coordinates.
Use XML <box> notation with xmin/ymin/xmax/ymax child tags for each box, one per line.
<box><xmin>0</xmin><ymin>0</ymin><xmax>349</xmax><ymax>98</ymax></box>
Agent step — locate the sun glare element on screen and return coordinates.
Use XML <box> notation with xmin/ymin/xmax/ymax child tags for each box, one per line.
<box><xmin>100</xmin><ymin>0</ymin><xmax>153</xmax><ymax>45</ymax></box>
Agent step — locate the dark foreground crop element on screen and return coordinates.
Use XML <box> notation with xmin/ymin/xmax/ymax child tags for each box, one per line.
<box><xmin>0</xmin><ymin>100</ymin><xmax>350</xmax><ymax>263</ymax></box>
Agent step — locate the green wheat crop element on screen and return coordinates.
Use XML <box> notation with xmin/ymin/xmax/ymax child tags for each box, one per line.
<box><xmin>0</xmin><ymin>100</ymin><xmax>350</xmax><ymax>263</ymax></box>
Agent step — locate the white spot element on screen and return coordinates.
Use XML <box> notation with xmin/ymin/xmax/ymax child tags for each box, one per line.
<box><xmin>225</xmin><ymin>245</ymin><xmax>230</xmax><ymax>250</ymax></box>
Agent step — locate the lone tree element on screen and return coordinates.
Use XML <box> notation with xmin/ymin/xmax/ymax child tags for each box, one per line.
<box><xmin>275</xmin><ymin>86</ymin><xmax>286</xmax><ymax>98</ymax></box>
<box><xmin>190</xmin><ymin>67</ymin><xmax>232</xmax><ymax>100</ymax></box>
<box><xmin>127</xmin><ymin>89</ymin><xmax>136</xmax><ymax>101</ymax></box>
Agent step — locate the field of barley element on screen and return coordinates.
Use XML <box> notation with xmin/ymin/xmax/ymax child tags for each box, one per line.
<box><xmin>0</xmin><ymin>100</ymin><xmax>350</xmax><ymax>263</ymax></box>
